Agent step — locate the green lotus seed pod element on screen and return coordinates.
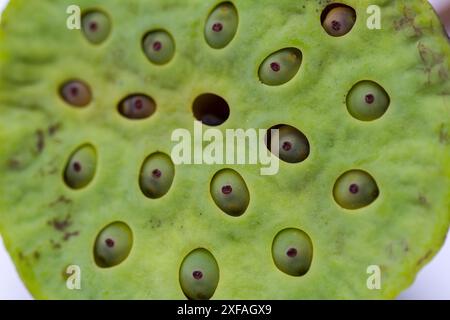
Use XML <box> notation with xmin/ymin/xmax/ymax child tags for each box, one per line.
<box><xmin>266</xmin><ymin>124</ymin><xmax>310</xmax><ymax>163</ymax></box>
<box><xmin>118</xmin><ymin>94</ymin><xmax>156</xmax><ymax>120</ymax></box>
<box><xmin>258</xmin><ymin>48</ymin><xmax>302</xmax><ymax>86</ymax></box>
<box><xmin>333</xmin><ymin>169</ymin><xmax>379</xmax><ymax>210</ymax></box>
<box><xmin>94</xmin><ymin>222</ymin><xmax>133</xmax><ymax>268</ymax></box>
<box><xmin>142</xmin><ymin>30</ymin><xmax>175</xmax><ymax>65</ymax></box>
<box><xmin>139</xmin><ymin>152</ymin><xmax>175</xmax><ymax>199</ymax></box>
<box><xmin>60</xmin><ymin>80</ymin><xmax>92</xmax><ymax>107</ymax></box>
<box><xmin>179</xmin><ymin>248</ymin><xmax>220</xmax><ymax>300</ymax></box>
<box><xmin>322</xmin><ymin>5</ymin><xmax>356</xmax><ymax>37</ymax></box>
<box><xmin>205</xmin><ymin>2</ymin><xmax>239</xmax><ymax>49</ymax></box>
<box><xmin>64</xmin><ymin>144</ymin><xmax>97</xmax><ymax>189</ymax></box>
<box><xmin>346</xmin><ymin>80</ymin><xmax>390</xmax><ymax>121</ymax></box>
<box><xmin>82</xmin><ymin>11</ymin><xmax>111</xmax><ymax>44</ymax></box>
<box><xmin>210</xmin><ymin>169</ymin><xmax>250</xmax><ymax>217</ymax></box>
<box><xmin>272</xmin><ymin>228</ymin><xmax>313</xmax><ymax>277</ymax></box>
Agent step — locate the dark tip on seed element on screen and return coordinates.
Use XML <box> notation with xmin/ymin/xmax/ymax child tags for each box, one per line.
<box><xmin>365</xmin><ymin>94</ymin><xmax>375</xmax><ymax>104</ymax></box>
<box><xmin>221</xmin><ymin>185</ymin><xmax>233</xmax><ymax>195</ymax></box>
<box><xmin>282</xmin><ymin>141</ymin><xmax>292</xmax><ymax>151</ymax></box>
<box><xmin>152</xmin><ymin>169</ymin><xmax>162</xmax><ymax>179</ymax></box>
<box><xmin>286</xmin><ymin>248</ymin><xmax>298</xmax><ymax>258</ymax></box>
<box><xmin>105</xmin><ymin>238</ymin><xmax>115</xmax><ymax>248</ymax></box>
<box><xmin>349</xmin><ymin>183</ymin><xmax>359</xmax><ymax>194</ymax></box>
<box><xmin>192</xmin><ymin>270</ymin><xmax>203</xmax><ymax>280</ymax></box>
<box><xmin>270</xmin><ymin>62</ymin><xmax>281</xmax><ymax>72</ymax></box>
<box><xmin>73</xmin><ymin>162</ymin><xmax>82</xmax><ymax>172</ymax></box>
<box><xmin>153</xmin><ymin>41</ymin><xmax>162</xmax><ymax>51</ymax></box>
<box><xmin>212</xmin><ymin>23</ymin><xmax>223</xmax><ymax>32</ymax></box>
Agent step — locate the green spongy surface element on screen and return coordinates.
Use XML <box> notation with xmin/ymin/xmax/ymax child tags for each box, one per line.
<box><xmin>0</xmin><ymin>0</ymin><xmax>449</xmax><ymax>299</ymax></box>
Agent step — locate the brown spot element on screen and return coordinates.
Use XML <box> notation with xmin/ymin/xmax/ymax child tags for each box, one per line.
<box><xmin>48</xmin><ymin>214</ymin><xmax>72</xmax><ymax>232</ymax></box>
<box><xmin>50</xmin><ymin>239</ymin><xmax>62</xmax><ymax>250</ymax></box>
<box><xmin>418</xmin><ymin>194</ymin><xmax>430</xmax><ymax>208</ymax></box>
<box><xmin>49</xmin><ymin>196</ymin><xmax>72</xmax><ymax>207</ymax></box>
<box><xmin>394</xmin><ymin>7</ymin><xmax>423</xmax><ymax>37</ymax></box>
<box><xmin>416</xmin><ymin>250</ymin><xmax>432</xmax><ymax>266</ymax></box>
<box><xmin>36</xmin><ymin>130</ymin><xmax>45</xmax><ymax>153</ymax></box>
<box><xmin>48</xmin><ymin>123</ymin><xmax>62</xmax><ymax>136</ymax></box>
<box><xmin>7</xmin><ymin>158</ymin><xmax>21</xmax><ymax>170</ymax></box>
<box><xmin>63</xmin><ymin>231</ymin><xmax>80</xmax><ymax>241</ymax></box>
<box><xmin>33</xmin><ymin>251</ymin><xmax>40</xmax><ymax>260</ymax></box>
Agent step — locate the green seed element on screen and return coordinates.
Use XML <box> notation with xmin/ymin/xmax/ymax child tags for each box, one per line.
<box><xmin>272</xmin><ymin>228</ymin><xmax>313</xmax><ymax>277</ymax></box>
<box><xmin>139</xmin><ymin>152</ymin><xmax>175</xmax><ymax>199</ymax></box>
<box><xmin>64</xmin><ymin>144</ymin><xmax>97</xmax><ymax>189</ymax></box>
<box><xmin>333</xmin><ymin>169</ymin><xmax>379</xmax><ymax>210</ymax></box>
<box><xmin>118</xmin><ymin>94</ymin><xmax>156</xmax><ymax>120</ymax></box>
<box><xmin>94</xmin><ymin>222</ymin><xmax>133</xmax><ymax>268</ymax></box>
<box><xmin>346</xmin><ymin>80</ymin><xmax>390</xmax><ymax>121</ymax></box>
<box><xmin>82</xmin><ymin>11</ymin><xmax>111</xmax><ymax>44</ymax></box>
<box><xmin>204</xmin><ymin>2</ymin><xmax>239</xmax><ymax>49</ymax></box>
<box><xmin>60</xmin><ymin>80</ymin><xmax>92</xmax><ymax>107</ymax></box>
<box><xmin>258</xmin><ymin>48</ymin><xmax>302</xmax><ymax>86</ymax></box>
<box><xmin>266</xmin><ymin>125</ymin><xmax>310</xmax><ymax>163</ymax></box>
<box><xmin>142</xmin><ymin>30</ymin><xmax>175</xmax><ymax>65</ymax></box>
<box><xmin>179</xmin><ymin>248</ymin><xmax>220</xmax><ymax>300</ymax></box>
<box><xmin>322</xmin><ymin>6</ymin><xmax>356</xmax><ymax>37</ymax></box>
<box><xmin>210</xmin><ymin>169</ymin><xmax>250</xmax><ymax>217</ymax></box>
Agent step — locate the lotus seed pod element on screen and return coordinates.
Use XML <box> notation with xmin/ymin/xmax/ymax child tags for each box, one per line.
<box><xmin>179</xmin><ymin>248</ymin><xmax>220</xmax><ymax>300</ymax></box>
<box><xmin>346</xmin><ymin>80</ymin><xmax>390</xmax><ymax>121</ymax></box>
<box><xmin>322</xmin><ymin>5</ymin><xmax>356</xmax><ymax>37</ymax></box>
<box><xmin>258</xmin><ymin>48</ymin><xmax>302</xmax><ymax>86</ymax></box>
<box><xmin>142</xmin><ymin>30</ymin><xmax>175</xmax><ymax>65</ymax></box>
<box><xmin>118</xmin><ymin>94</ymin><xmax>156</xmax><ymax>120</ymax></box>
<box><xmin>272</xmin><ymin>228</ymin><xmax>313</xmax><ymax>277</ymax></box>
<box><xmin>210</xmin><ymin>169</ymin><xmax>250</xmax><ymax>217</ymax></box>
<box><xmin>266</xmin><ymin>125</ymin><xmax>310</xmax><ymax>163</ymax></box>
<box><xmin>94</xmin><ymin>222</ymin><xmax>133</xmax><ymax>268</ymax></box>
<box><xmin>333</xmin><ymin>170</ymin><xmax>379</xmax><ymax>210</ymax></box>
<box><xmin>82</xmin><ymin>11</ymin><xmax>111</xmax><ymax>44</ymax></box>
<box><xmin>60</xmin><ymin>80</ymin><xmax>92</xmax><ymax>107</ymax></box>
<box><xmin>0</xmin><ymin>0</ymin><xmax>449</xmax><ymax>300</ymax></box>
<box><xmin>205</xmin><ymin>2</ymin><xmax>239</xmax><ymax>49</ymax></box>
<box><xmin>139</xmin><ymin>152</ymin><xmax>175</xmax><ymax>199</ymax></box>
<box><xmin>64</xmin><ymin>144</ymin><xmax>97</xmax><ymax>189</ymax></box>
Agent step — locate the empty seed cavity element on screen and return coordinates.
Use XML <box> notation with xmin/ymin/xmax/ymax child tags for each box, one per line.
<box><xmin>266</xmin><ymin>124</ymin><xmax>310</xmax><ymax>163</ymax></box>
<box><xmin>118</xmin><ymin>94</ymin><xmax>156</xmax><ymax>120</ymax></box>
<box><xmin>139</xmin><ymin>152</ymin><xmax>175</xmax><ymax>199</ymax></box>
<box><xmin>82</xmin><ymin>10</ymin><xmax>111</xmax><ymax>44</ymax></box>
<box><xmin>258</xmin><ymin>48</ymin><xmax>302</xmax><ymax>86</ymax></box>
<box><xmin>205</xmin><ymin>2</ymin><xmax>239</xmax><ymax>49</ymax></box>
<box><xmin>60</xmin><ymin>80</ymin><xmax>92</xmax><ymax>107</ymax></box>
<box><xmin>210</xmin><ymin>169</ymin><xmax>250</xmax><ymax>217</ymax></box>
<box><xmin>142</xmin><ymin>30</ymin><xmax>175</xmax><ymax>65</ymax></box>
<box><xmin>64</xmin><ymin>144</ymin><xmax>97</xmax><ymax>189</ymax></box>
<box><xmin>321</xmin><ymin>4</ymin><xmax>356</xmax><ymax>37</ymax></box>
<box><xmin>333</xmin><ymin>169</ymin><xmax>379</xmax><ymax>210</ymax></box>
<box><xmin>272</xmin><ymin>228</ymin><xmax>313</xmax><ymax>277</ymax></box>
<box><xmin>179</xmin><ymin>248</ymin><xmax>220</xmax><ymax>300</ymax></box>
<box><xmin>192</xmin><ymin>93</ymin><xmax>230</xmax><ymax>126</ymax></box>
<box><xmin>94</xmin><ymin>221</ymin><xmax>133</xmax><ymax>268</ymax></box>
<box><xmin>346</xmin><ymin>80</ymin><xmax>390</xmax><ymax>121</ymax></box>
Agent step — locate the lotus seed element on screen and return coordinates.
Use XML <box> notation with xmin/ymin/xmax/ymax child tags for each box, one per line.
<box><xmin>94</xmin><ymin>222</ymin><xmax>133</xmax><ymax>268</ymax></box>
<box><xmin>346</xmin><ymin>80</ymin><xmax>390</xmax><ymax>121</ymax></box>
<box><xmin>64</xmin><ymin>144</ymin><xmax>97</xmax><ymax>189</ymax></box>
<box><xmin>333</xmin><ymin>169</ymin><xmax>379</xmax><ymax>210</ymax></box>
<box><xmin>322</xmin><ymin>5</ymin><xmax>356</xmax><ymax>37</ymax></box>
<box><xmin>272</xmin><ymin>228</ymin><xmax>313</xmax><ymax>277</ymax></box>
<box><xmin>139</xmin><ymin>152</ymin><xmax>175</xmax><ymax>199</ymax></box>
<box><xmin>258</xmin><ymin>48</ymin><xmax>302</xmax><ymax>86</ymax></box>
<box><xmin>118</xmin><ymin>94</ymin><xmax>156</xmax><ymax>120</ymax></box>
<box><xmin>82</xmin><ymin>11</ymin><xmax>111</xmax><ymax>44</ymax></box>
<box><xmin>142</xmin><ymin>30</ymin><xmax>175</xmax><ymax>65</ymax></box>
<box><xmin>60</xmin><ymin>80</ymin><xmax>92</xmax><ymax>107</ymax></box>
<box><xmin>210</xmin><ymin>169</ymin><xmax>250</xmax><ymax>217</ymax></box>
<box><xmin>266</xmin><ymin>125</ymin><xmax>310</xmax><ymax>163</ymax></box>
<box><xmin>179</xmin><ymin>248</ymin><xmax>219</xmax><ymax>300</ymax></box>
<box><xmin>205</xmin><ymin>2</ymin><xmax>239</xmax><ymax>49</ymax></box>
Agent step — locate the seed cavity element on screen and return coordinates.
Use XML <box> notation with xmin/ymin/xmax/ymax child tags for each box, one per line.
<box><xmin>272</xmin><ymin>228</ymin><xmax>313</xmax><ymax>277</ymax></box>
<box><xmin>82</xmin><ymin>10</ymin><xmax>111</xmax><ymax>44</ymax></box>
<box><xmin>64</xmin><ymin>144</ymin><xmax>97</xmax><ymax>190</ymax></box>
<box><xmin>192</xmin><ymin>93</ymin><xmax>230</xmax><ymax>126</ymax></box>
<box><xmin>118</xmin><ymin>94</ymin><xmax>157</xmax><ymax>120</ymax></box>
<box><xmin>205</xmin><ymin>2</ymin><xmax>239</xmax><ymax>49</ymax></box>
<box><xmin>266</xmin><ymin>124</ymin><xmax>310</xmax><ymax>163</ymax></box>
<box><xmin>142</xmin><ymin>30</ymin><xmax>175</xmax><ymax>65</ymax></box>
<box><xmin>139</xmin><ymin>152</ymin><xmax>175</xmax><ymax>199</ymax></box>
<box><xmin>321</xmin><ymin>4</ymin><xmax>356</xmax><ymax>37</ymax></box>
<box><xmin>210</xmin><ymin>169</ymin><xmax>250</xmax><ymax>217</ymax></box>
<box><xmin>258</xmin><ymin>48</ymin><xmax>302</xmax><ymax>86</ymax></box>
<box><xmin>94</xmin><ymin>222</ymin><xmax>133</xmax><ymax>268</ymax></box>
<box><xmin>346</xmin><ymin>80</ymin><xmax>390</xmax><ymax>121</ymax></box>
<box><xmin>333</xmin><ymin>169</ymin><xmax>379</xmax><ymax>210</ymax></box>
<box><xmin>179</xmin><ymin>248</ymin><xmax>220</xmax><ymax>300</ymax></box>
<box><xmin>60</xmin><ymin>80</ymin><xmax>92</xmax><ymax>107</ymax></box>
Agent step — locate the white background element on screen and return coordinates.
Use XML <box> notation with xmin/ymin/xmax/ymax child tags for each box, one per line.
<box><xmin>0</xmin><ymin>0</ymin><xmax>449</xmax><ymax>300</ymax></box>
